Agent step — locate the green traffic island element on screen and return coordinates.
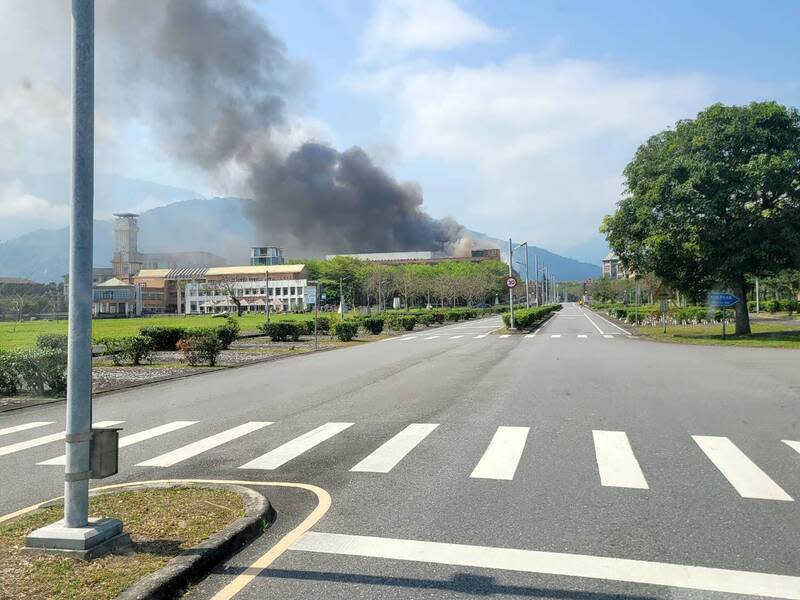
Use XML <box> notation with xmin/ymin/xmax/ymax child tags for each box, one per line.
<box><xmin>0</xmin><ymin>485</ymin><xmax>261</xmax><ymax>600</ymax></box>
<box><xmin>636</xmin><ymin>322</ymin><xmax>800</xmax><ymax>349</ymax></box>
<box><xmin>500</xmin><ymin>304</ymin><xmax>563</xmax><ymax>334</ymax></box>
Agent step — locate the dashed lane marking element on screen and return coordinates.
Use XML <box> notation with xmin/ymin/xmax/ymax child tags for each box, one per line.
<box><xmin>577</xmin><ymin>334</ymin><xmax>588</xmax><ymax>339</ymax></box>
<box><xmin>137</xmin><ymin>422</ymin><xmax>271</xmax><ymax>468</ymax></box>
<box><xmin>449</xmin><ymin>335</ymin><xmax>464</xmax><ymax>339</ymax></box>
<box><xmin>424</xmin><ymin>335</ymin><xmax>440</xmax><ymax>340</ymax></box>
<box><xmin>350</xmin><ymin>423</ymin><xmax>439</xmax><ymax>473</ymax></box>
<box><xmin>239</xmin><ymin>422</ymin><xmax>353</xmax><ymax>470</ymax></box>
<box><xmin>550</xmin><ymin>334</ymin><xmax>561</xmax><ymax>338</ymax></box>
<box><xmin>0</xmin><ymin>422</ymin><xmax>54</xmax><ymax>437</ymax></box>
<box><xmin>693</xmin><ymin>435</ymin><xmax>793</xmax><ymax>501</ymax></box>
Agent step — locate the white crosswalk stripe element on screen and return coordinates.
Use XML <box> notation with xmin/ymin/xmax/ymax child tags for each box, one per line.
<box><xmin>39</xmin><ymin>421</ymin><xmax>198</xmax><ymax>465</ymax></box>
<box><xmin>577</xmin><ymin>334</ymin><xmax>588</xmax><ymax>338</ymax></box>
<box><xmin>692</xmin><ymin>436</ymin><xmax>793</xmax><ymax>501</ymax></box>
<box><xmin>449</xmin><ymin>335</ymin><xmax>463</xmax><ymax>339</ymax></box>
<box><xmin>474</xmin><ymin>334</ymin><xmax>488</xmax><ymax>339</ymax></box>
<box><xmin>0</xmin><ymin>421</ymin><xmax>124</xmax><ymax>458</ymax></box>
<box><xmin>471</xmin><ymin>426</ymin><xmax>529</xmax><ymax>480</ymax></box>
<box><xmin>351</xmin><ymin>424</ymin><xmax>439</xmax><ymax>473</ymax></box>
<box><xmin>400</xmin><ymin>336</ymin><xmax>417</xmax><ymax>341</ymax></box>
<box><xmin>240</xmin><ymin>422</ymin><xmax>353</xmax><ymax>470</ymax></box>
<box><xmin>592</xmin><ymin>430</ymin><xmax>648</xmax><ymax>489</ymax></box>
<box><xmin>783</xmin><ymin>440</ymin><xmax>800</xmax><ymax>455</ymax></box>
<box><xmin>551</xmin><ymin>334</ymin><xmax>561</xmax><ymax>338</ymax></box>
<box><xmin>0</xmin><ymin>422</ymin><xmax>54</xmax><ymax>437</ymax></box>
<box><xmin>137</xmin><ymin>421</ymin><xmax>271</xmax><ymax>468</ymax></box>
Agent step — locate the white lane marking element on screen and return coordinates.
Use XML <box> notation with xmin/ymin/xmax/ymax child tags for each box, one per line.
<box><xmin>473</xmin><ymin>334</ymin><xmax>488</xmax><ymax>339</ymax></box>
<box><xmin>291</xmin><ymin>532</ymin><xmax>800</xmax><ymax>600</ymax></box>
<box><xmin>603</xmin><ymin>334</ymin><xmax>614</xmax><ymax>339</ymax></box>
<box><xmin>350</xmin><ymin>424</ymin><xmax>439</xmax><ymax>473</ymax></box>
<box><xmin>0</xmin><ymin>422</ymin><xmax>54</xmax><ymax>437</ymax></box>
<box><xmin>577</xmin><ymin>334</ymin><xmax>588</xmax><ymax>339</ymax></box>
<box><xmin>579</xmin><ymin>307</ymin><xmax>605</xmax><ymax>334</ymax></box>
<box><xmin>0</xmin><ymin>421</ymin><xmax>124</xmax><ymax>458</ymax></box>
<box><xmin>449</xmin><ymin>335</ymin><xmax>463</xmax><ymax>339</ymax></box>
<box><xmin>424</xmin><ymin>335</ymin><xmax>440</xmax><ymax>340</ymax></box>
<box><xmin>590</xmin><ymin>309</ymin><xmax>633</xmax><ymax>336</ymax></box>
<box><xmin>381</xmin><ymin>337</ymin><xmax>400</xmax><ymax>342</ymax></box>
<box><xmin>137</xmin><ymin>422</ymin><xmax>271</xmax><ymax>468</ymax></box>
<box><xmin>239</xmin><ymin>422</ymin><xmax>353</xmax><ymax>470</ymax></box>
<box><xmin>692</xmin><ymin>436</ymin><xmax>792</xmax><ymax>501</ymax></box>
<box><xmin>550</xmin><ymin>334</ymin><xmax>561</xmax><ymax>338</ymax></box>
<box><xmin>400</xmin><ymin>336</ymin><xmax>417</xmax><ymax>341</ymax></box>
<box><xmin>499</xmin><ymin>334</ymin><xmax>511</xmax><ymax>338</ymax></box>
<box><xmin>39</xmin><ymin>421</ymin><xmax>198</xmax><ymax>465</ymax></box>
<box><xmin>470</xmin><ymin>426</ymin><xmax>529</xmax><ymax>480</ymax></box>
<box><xmin>592</xmin><ymin>430</ymin><xmax>648</xmax><ymax>489</ymax></box>
<box><xmin>783</xmin><ymin>440</ymin><xmax>800</xmax><ymax>455</ymax></box>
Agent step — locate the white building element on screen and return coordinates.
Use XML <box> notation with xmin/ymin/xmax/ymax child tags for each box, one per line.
<box><xmin>181</xmin><ymin>265</ymin><xmax>310</xmax><ymax>314</ymax></box>
<box><xmin>92</xmin><ymin>277</ymin><xmax>142</xmax><ymax>316</ymax></box>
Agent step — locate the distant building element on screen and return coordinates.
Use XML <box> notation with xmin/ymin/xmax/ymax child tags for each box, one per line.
<box><xmin>0</xmin><ymin>277</ymin><xmax>36</xmax><ymax>285</ymax></box>
<box><xmin>250</xmin><ymin>246</ymin><xmax>286</xmax><ymax>266</ymax></box>
<box><xmin>92</xmin><ymin>277</ymin><xmax>142</xmax><ymax>316</ymax></box>
<box><xmin>133</xmin><ymin>264</ymin><xmax>309</xmax><ymax>314</ymax></box>
<box><xmin>602</xmin><ymin>252</ymin><xmax>630</xmax><ymax>279</ymax></box>
<box><xmin>111</xmin><ymin>213</ymin><xmax>143</xmax><ymax>278</ymax></box>
<box><xmin>325</xmin><ymin>250</ymin><xmax>501</xmax><ymax>266</ymax></box>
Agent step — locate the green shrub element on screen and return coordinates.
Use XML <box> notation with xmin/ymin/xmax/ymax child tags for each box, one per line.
<box><xmin>36</xmin><ymin>334</ymin><xmax>68</xmax><ymax>351</ymax></box>
<box><xmin>215</xmin><ymin>318</ymin><xmax>240</xmax><ymax>349</ymax></box>
<box><xmin>9</xmin><ymin>348</ymin><xmax>67</xmax><ymax>395</ymax></box>
<box><xmin>315</xmin><ymin>315</ymin><xmax>332</xmax><ymax>334</ymax></box>
<box><xmin>763</xmin><ymin>300</ymin><xmax>780</xmax><ymax>313</ymax></box>
<box><xmin>398</xmin><ymin>315</ymin><xmax>417</xmax><ymax>331</ymax></box>
<box><xmin>139</xmin><ymin>325</ymin><xmax>187</xmax><ymax>351</ymax></box>
<box><xmin>176</xmin><ymin>332</ymin><xmax>223</xmax><ymax>366</ymax></box>
<box><xmin>331</xmin><ymin>320</ymin><xmax>358</xmax><ymax>341</ymax></box>
<box><xmin>120</xmin><ymin>335</ymin><xmax>153</xmax><ymax>365</ymax></box>
<box><xmin>0</xmin><ymin>352</ymin><xmax>19</xmax><ymax>396</ymax></box>
<box><xmin>444</xmin><ymin>310</ymin><xmax>462</xmax><ymax>322</ymax></box>
<box><xmin>361</xmin><ymin>317</ymin><xmax>385</xmax><ymax>335</ymax></box>
<box><xmin>418</xmin><ymin>313</ymin><xmax>436</xmax><ymax>327</ymax></box>
<box><xmin>259</xmin><ymin>321</ymin><xmax>302</xmax><ymax>342</ymax></box>
<box><xmin>502</xmin><ymin>304</ymin><xmax>562</xmax><ymax>330</ymax></box>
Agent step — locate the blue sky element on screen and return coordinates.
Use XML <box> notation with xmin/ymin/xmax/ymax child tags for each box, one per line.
<box><xmin>1</xmin><ymin>0</ymin><xmax>799</xmax><ymax>257</ymax></box>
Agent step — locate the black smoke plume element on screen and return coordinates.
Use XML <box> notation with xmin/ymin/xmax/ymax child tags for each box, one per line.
<box><xmin>104</xmin><ymin>0</ymin><xmax>469</xmax><ymax>256</ymax></box>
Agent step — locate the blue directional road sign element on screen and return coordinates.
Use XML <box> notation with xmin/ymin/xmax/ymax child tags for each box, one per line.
<box><xmin>709</xmin><ymin>292</ymin><xmax>739</xmax><ymax>307</ymax></box>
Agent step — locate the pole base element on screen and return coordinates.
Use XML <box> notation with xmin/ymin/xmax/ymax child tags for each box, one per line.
<box><xmin>23</xmin><ymin>517</ymin><xmax>130</xmax><ymax>560</ymax></box>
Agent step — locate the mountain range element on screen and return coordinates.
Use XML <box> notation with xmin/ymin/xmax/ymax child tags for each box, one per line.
<box><xmin>0</xmin><ymin>197</ymin><xmax>602</xmax><ymax>282</ymax></box>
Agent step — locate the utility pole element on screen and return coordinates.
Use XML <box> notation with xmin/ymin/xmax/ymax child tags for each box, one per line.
<box><xmin>339</xmin><ymin>276</ymin><xmax>345</xmax><ymax>315</ymax></box>
<box><xmin>25</xmin><ymin>0</ymin><xmax>127</xmax><ymax>558</ymax></box>
<box><xmin>264</xmin><ymin>268</ymin><xmax>270</xmax><ymax>323</ymax></box>
<box><xmin>534</xmin><ymin>255</ymin><xmax>539</xmax><ymax>305</ymax></box>
<box><xmin>755</xmin><ymin>277</ymin><xmax>760</xmax><ymax>313</ymax></box>
<box><xmin>524</xmin><ymin>245</ymin><xmax>530</xmax><ymax>308</ymax></box>
<box><xmin>507</xmin><ymin>238</ymin><xmax>514</xmax><ymax>329</ymax></box>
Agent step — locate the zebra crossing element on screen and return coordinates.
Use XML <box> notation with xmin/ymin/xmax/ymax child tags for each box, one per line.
<box><xmin>383</xmin><ymin>332</ymin><xmax>624</xmax><ymax>342</ymax></box>
<box><xmin>2</xmin><ymin>419</ymin><xmax>797</xmax><ymax>503</ymax></box>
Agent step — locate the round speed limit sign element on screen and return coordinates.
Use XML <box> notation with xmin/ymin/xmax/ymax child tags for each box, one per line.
<box><xmin>505</xmin><ymin>276</ymin><xmax>518</xmax><ymax>289</ymax></box>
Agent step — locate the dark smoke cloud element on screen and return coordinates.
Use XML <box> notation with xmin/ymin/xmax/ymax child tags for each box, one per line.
<box><xmin>104</xmin><ymin>0</ymin><xmax>469</xmax><ymax>256</ymax></box>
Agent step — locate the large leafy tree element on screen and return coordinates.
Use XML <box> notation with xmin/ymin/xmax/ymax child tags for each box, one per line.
<box><xmin>602</xmin><ymin>102</ymin><xmax>800</xmax><ymax>334</ymax></box>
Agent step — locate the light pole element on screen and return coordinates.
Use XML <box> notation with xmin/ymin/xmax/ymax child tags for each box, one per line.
<box><xmin>25</xmin><ymin>0</ymin><xmax>127</xmax><ymax>557</ymax></box>
<box><xmin>507</xmin><ymin>238</ymin><xmax>514</xmax><ymax>329</ymax></box>
<box><xmin>512</xmin><ymin>241</ymin><xmax>529</xmax><ymax>309</ymax></box>
<box><xmin>338</xmin><ymin>275</ymin><xmax>351</xmax><ymax>315</ymax></box>
<box><xmin>264</xmin><ymin>267</ymin><xmax>270</xmax><ymax>323</ymax></box>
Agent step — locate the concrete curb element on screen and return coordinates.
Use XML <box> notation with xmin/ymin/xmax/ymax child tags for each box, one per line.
<box><xmin>110</xmin><ymin>482</ymin><xmax>275</xmax><ymax>600</ymax></box>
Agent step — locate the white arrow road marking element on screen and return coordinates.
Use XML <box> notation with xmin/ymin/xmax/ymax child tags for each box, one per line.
<box><xmin>239</xmin><ymin>422</ymin><xmax>353</xmax><ymax>470</ymax></box>
<box><xmin>39</xmin><ymin>421</ymin><xmax>198</xmax><ymax>465</ymax></box>
<box><xmin>0</xmin><ymin>421</ymin><xmax>124</xmax><ymax>458</ymax></box>
<box><xmin>592</xmin><ymin>430</ymin><xmax>648</xmax><ymax>489</ymax></box>
<box><xmin>137</xmin><ymin>422</ymin><xmax>271</xmax><ymax>468</ymax></box>
<box><xmin>350</xmin><ymin>424</ymin><xmax>438</xmax><ymax>473</ymax></box>
<box><xmin>291</xmin><ymin>532</ymin><xmax>800</xmax><ymax>600</ymax></box>
<box><xmin>0</xmin><ymin>422</ymin><xmax>54</xmax><ymax>437</ymax></box>
<box><xmin>693</xmin><ymin>436</ymin><xmax>792</xmax><ymax>501</ymax></box>
<box><xmin>470</xmin><ymin>426</ymin><xmax>529</xmax><ymax>480</ymax></box>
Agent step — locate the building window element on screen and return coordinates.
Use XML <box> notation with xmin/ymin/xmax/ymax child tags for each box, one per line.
<box><xmin>290</xmin><ymin>287</ymin><xmax>296</xmax><ymax>295</ymax></box>
<box><xmin>283</xmin><ymin>287</ymin><xmax>289</xmax><ymax>296</ymax></box>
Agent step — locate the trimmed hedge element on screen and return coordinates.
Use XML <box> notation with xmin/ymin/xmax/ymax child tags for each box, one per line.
<box><xmin>502</xmin><ymin>304</ymin><xmax>562</xmax><ymax>330</ymax></box>
<box><xmin>139</xmin><ymin>325</ymin><xmax>187</xmax><ymax>351</ymax></box>
<box><xmin>37</xmin><ymin>334</ymin><xmax>68</xmax><ymax>351</ymax></box>
<box><xmin>361</xmin><ymin>317</ymin><xmax>385</xmax><ymax>335</ymax></box>
<box><xmin>259</xmin><ymin>321</ymin><xmax>302</xmax><ymax>342</ymax></box>
<box><xmin>331</xmin><ymin>320</ymin><xmax>358</xmax><ymax>341</ymax></box>
<box><xmin>0</xmin><ymin>348</ymin><xmax>67</xmax><ymax>396</ymax></box>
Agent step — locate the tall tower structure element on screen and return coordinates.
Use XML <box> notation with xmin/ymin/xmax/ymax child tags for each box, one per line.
<box><xmin>112</xmin><ymin>213</ymin><xmax>142</xmax><ymax>278</ymax></box>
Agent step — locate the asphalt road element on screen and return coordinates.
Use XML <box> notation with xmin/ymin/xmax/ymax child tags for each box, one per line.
<box><xmin>1</xmin><ymin>304</ymin><xmax>799</xmax><ymax>599</ymax></box>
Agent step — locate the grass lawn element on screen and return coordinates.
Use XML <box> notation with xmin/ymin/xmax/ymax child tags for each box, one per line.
<box><xmin>0</xmin><ymin>487</ymin><xmax>245</xmax><ymax>600</ymax></box>
<box><xmin>638</xmin><ymin>322</ymin><xmax>800</xmax><ymax>348</ymax></box>
<box><xmin>0</xmin><ymin>312</ymin><xmax>346</xmax><ymax>351</ymax></box>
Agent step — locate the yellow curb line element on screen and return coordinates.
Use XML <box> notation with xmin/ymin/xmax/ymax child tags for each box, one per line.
<box><xmin>0</xmin><ymin>478</ymin><xmax>332</xmax><ymax>600</ymax></box>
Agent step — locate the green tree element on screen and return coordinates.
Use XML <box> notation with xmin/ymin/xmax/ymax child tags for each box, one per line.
<box><xmin>602</xmin><ymin>102</ymin><xmax>800</xmax><ymax>334</ymax></box>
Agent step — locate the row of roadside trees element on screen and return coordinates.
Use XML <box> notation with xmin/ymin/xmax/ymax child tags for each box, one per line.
<box><xmin>295</xmin><ymin>257</ymin><xmax>509</xmax><ymax>310</ymax></box>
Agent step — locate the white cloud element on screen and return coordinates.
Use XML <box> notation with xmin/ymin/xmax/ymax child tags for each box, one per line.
<box><xmin>0</xmin><ymin>180</ymin><xmax>69</xmax><ymax>239</ymax></box>
<box><xmin>350</xmin><ymin>56</ymin><xmax>713</xmax><ymax>248</ymax></box>
<box><xmin>361</xmin><ymin>0</ymin><xmax>502</xmax><ymax>61</ymax></box>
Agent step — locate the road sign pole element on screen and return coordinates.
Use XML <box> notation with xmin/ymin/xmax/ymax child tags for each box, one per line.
<box><xmin>314</xmin><ymin>282</ymin><xmax>319</xmax><ymax>351</ymax></box>
<box><xmin>722</xmin><ymin>307</ymin><xmax>726</xmax><ymax>340</ymax></box>
<box><xmin>524</xmin><ymin>244</ymin><xmax>530</xmax><ymax>308</ymax></box>
<box><xmin>507</xmin><ymin>238</ymin><xmax>515</xmax><ymax>329</ymax></box>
